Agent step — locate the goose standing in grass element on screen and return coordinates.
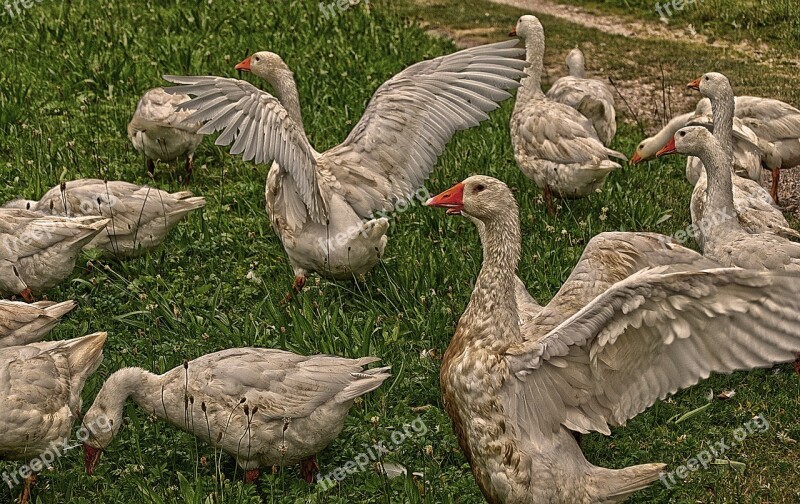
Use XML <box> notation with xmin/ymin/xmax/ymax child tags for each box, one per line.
<box><xmin>0</xmin><ymin>210</ymin><xmax>109</xmax><ymax>301</ymax></box>
<box><xmin>694</xmin><ymin>93</ymin><xmax>800</xmax><ymax>204</ymax></box>
<box><xmin>0</xmin><ymin>300</ymin><xmax>77</xmax><ymax>348</ymax></box>
<box><xmin>5</xmin><ymin>179</ymin><xmax>205</xmax><ymax>257</ymax></box>
<box><xmin>82</xmin><ymin>349</ymin><xmax>390</xmax><ymax>483</ymax></box>
<box><xmin>510</xmin><ymin>15</ymin><xmax>626</xmax><ymax>214</ymax></box>
<box><xmin>426</xmin><ymin>175</ymin><xmax>800</xmax><ymax>503</ymax></box>
<box><xmin>546</xmin><ymin>48</ymin><xmax>616</xmax><ymax>146</ymax></box>
<box><xmin>630</xmin><ymin>112</ymin><xmax>797</xmax><ymax>242</ymax></box>
<box><xmin>128</xmin><ymin>88</ymin><xmax>204</xmax><ymax>181</ymax></box>
<box><xmin>0</xmin><ymin>332</ymin><xmax>107</xmax><ymax>504</ymax></box>
<box><xmin>162</xmin><ymin>41</ymin><xmax>525</xmax><ymax>295</ymax></box>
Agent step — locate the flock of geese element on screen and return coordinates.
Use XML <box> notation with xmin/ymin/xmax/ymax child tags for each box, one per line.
<box><xmin>2</xmin><ymin>12</ymin><xmax>800</xmax><ymax>504</ymax></box>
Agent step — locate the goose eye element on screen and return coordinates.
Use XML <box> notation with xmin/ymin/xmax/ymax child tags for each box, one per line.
<box><xmin>474</xmin><ymin>184</ymin><xmax>485</xmax><ymax>193</ymax></box>
<box><xmin>679</xmin><ymin>131</ymin><xmax>686</xmax><ymax>137</ymax></box>
<box><xmin>704</xmin><ymin>76</ymin><xmax>709</xmax><ymax>81</ymax></box>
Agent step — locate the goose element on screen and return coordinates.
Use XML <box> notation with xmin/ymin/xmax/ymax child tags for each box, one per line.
<box><xmin>0</xmin><ymin>332</ymin><xmax>107</xmax><ymax>504</ymax></box>
<box><xmin>426</xmin><ymin>175</ymin><xmax>800</xmax><ymax>503</ymax></box>
<box><xmin>0</xmin><ymin>300</ymin><xmax>77</xmax><ymax>348</ymax></box>
<box><xmin>686</xmin><ymin>72</ymin><xmax>800</xmax><ymax>249</ymax></box>
<box><xmin>4</xmin><ymin>179</ymin><xmax>205</xmax><ymax>257</ymax></box>
<box><xmin>509</xmin><ymin>15</ymin><xmax>626</xmax><ymax>213</ymax></box>
<box><xmin>82</xmin><ymin>349</ymin><xmax>390</xmax><ymax>483</ymax></box>
<box><xmin>128</xmin><ymin>88</ymin><xmax>204</xmax><ymax>181</ymax></box>
<box><xmin>162</xmin><ymin>40</ymin><xmax>526</xmax><ymax>294</ymax></box>
<box><xmin>0</xmin><ymin>209</ymin><xmax>109</xmax><ymax>301</ymax></box>
<box><xmin>629</xmin><ymin>111</ymin><xmax>797</xmax><ymax>242</ymax></box>
<box><xmin>658</xmin><ymin>126</ymin><xmax>800</xmax><ymax>270</ymax></box>
<box><xmin>546</xmin><ymin>48</ymin><xmax>617</xmax><ymax>146</ymax></box>
<box><xmin>694</xmin><ymin>93</ymin><xmax>800</xmax><ymax>204</ymax></box>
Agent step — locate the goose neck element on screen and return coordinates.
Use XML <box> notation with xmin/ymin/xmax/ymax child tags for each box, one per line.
<box><xmin>697</xmin><ymin>139</ymin><xmax>740</xmax><ymax>234</ymax></box>
<box><xmin>519</xmin><ymin>35</ymin><xmax>545</xmax><ymax>101</ymax></box>
<box><xmin>268</xmin><ymin>69</ymin><xmax>306</xmax><ymax>134</ymax></box>
<box><xmin>709</xmin><ymin>88</ymin><xmax>735</xmax><ymax>166</ymax></box>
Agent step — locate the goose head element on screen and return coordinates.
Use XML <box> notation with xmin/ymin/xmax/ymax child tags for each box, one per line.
<box><xmin>687</xmin><ymin>72</ymin><xmax>732</xmax><ymax>99</ymax></box>
<box><xmin>426</xmin><ymin>175</ymin><xmax>513</xmax><ymax>225</ymax></box>
<box><xmin>565</xmin><ymin>48</ymin><xmax>585</xmax><ymax>78</ymax></box>
<box><xmin>655</xmin><ymin>126</ymin><xmax>714</xmax><ymax>158</ymax></box>
<box><xmin>235</xmin><ymin>51</ymin><xmax>293</xmax><ymax>80</ymax></box>
<box><xmin>629</xmin><ymin>138</ymin><xmax>659</xmax><ymax>164</ymax></box>
<box><xmin>509</xmin><ymin>14</ymin><xmax>544</xmax><ymax>41</ymax></box>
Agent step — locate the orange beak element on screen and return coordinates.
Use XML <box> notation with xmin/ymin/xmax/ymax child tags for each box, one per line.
<box><xmin>509</xmin><ymin>28</ymin><xmax>517</xmax><ymax>36</ymax></box>
<box><xmin>656</xmin><ymin>136</ymin><xmax>678</xmax><ymax>157</ymax></box>
<box><xmin>629</xmin><ymin>152</ymin><xmax>643</xmax><ymax>164</ymax></box>
<box><xmin>687</xmin><ymin>77</ymin><xmax>701</xmax><ymax>90</ymax></box>
<box><xmin>426</xmin><ymin>182</ymin><xmax>465</xmax><ymax>215</ymax></box>
<box><xmin>235</xmin><ymin>56</ymin><xmax>252</xmax><ymax>72</ymax></box>
<box><xmin>84</xmin><ymin>443</ymin><xmax>103</xmax><ymax>475</ymax></box>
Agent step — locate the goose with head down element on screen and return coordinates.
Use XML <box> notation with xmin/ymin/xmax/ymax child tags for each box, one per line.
<box><xmin>426</xmin><ymin>174</ymin><xmax>800</xmax><ymax>503</ymax></box>
<box><xmin>162</xmin><ymin>40</ymin><xmax>526</xmax><ymax>294</ymax></box>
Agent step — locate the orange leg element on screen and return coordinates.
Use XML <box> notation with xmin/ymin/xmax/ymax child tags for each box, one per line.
<box><xmin>770</xmin><ymin>168</ymin><xmax>781</xmax><ymax>206</ymax></box>
<box><xmin>794</xmin><ymin>355</ymin><xmax>800</xmax><ymax>375</ymax></box>
<box><xmin>301</xmin><ymin>455</ymin><xmax>319</xmax><ymax>484</ymax></box>
<box><xmin>244</xmin><ymin>468</ymin><xmax>260</xmax><ymax>484</ymax></box>
<box><xmin>20</xmin><ymin>288</ymin><xmax>34</xmax><ymax>303</ymax></box>
<box><xmin>544</xmin><ymin>186</ymin><xmax>554</xmax><ymax>215</ymax></box>
<box><xmin>184</xmin><ymin>156</ymin><xmax>194</xmax><ymax>184</ymax></box>
<box><xmin>281</xmin><ymin>275</ymin><xmax>307</xmax><ymax>305</ymax></box>
<box><xmin>19</xmin><ymin>474</ymin><xmax>36</xmax><ymax>504</ymax></box>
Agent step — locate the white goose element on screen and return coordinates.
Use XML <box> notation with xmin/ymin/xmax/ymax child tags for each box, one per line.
<box><xmin>0</xmin><ymin>300</ymin><xmax>77</xmax><ymax>348</ymax></box>
<box><xmin>0</xmin><ymin>210</ymin><xmax>109</xmax><ymax>301</ymax></box>
<box><xmin>630</xmin><ymin>111</ymin><xmax>797</xmax><ymax>242</ymax></box>
<box><xmin>162</xmin><ymin>41</ymin><xmax>525</xmax><ymax>293</ymax></box>
<box><xmin>82</xmin><ymin>349</ymin><xmax>390</xmax><ymax>483</ymax></box>
<box><xmin>5</xmin><ymin>179</ymin><xmax>205</xmax><ymax>257</ymax></box>
<box><xmin>509</xmin><ymin>16</ymin><xmax>626</xmax><ymax>213</ymax></box>
<box><xmin>546</xmin><ymin>48</ymin><xmax>617</xmax><ymax>146</ymax></box>
<box><xmin>0</xmin><ymin>332</ymin><xmax>106</xmax><ymax>504</ymax></box>
<box><xmin>426</xmin><ymin>175</ymin><xmax>800</xmax><ymax>503</ymax></box>
<box><xmin>128</xmin><ymin>87</ymin><xmax>204</xmax><ymax>180</ymax></box>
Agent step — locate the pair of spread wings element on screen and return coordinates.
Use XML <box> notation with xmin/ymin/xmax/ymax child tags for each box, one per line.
<box><xmin>502</xmin><ymin>232</ymin><xmax>800</xmax><ymax>442</ymax></box>
<box><xmin>163</xmin><ymin>40</ymin><xmax>526</xmax><ymax>224</ymax></box>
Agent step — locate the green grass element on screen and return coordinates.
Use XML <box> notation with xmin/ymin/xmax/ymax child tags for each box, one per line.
<box><xmin>0</xmin><ymin>0</ymin><xmax>798</xmax><ymax>503</ymax></box>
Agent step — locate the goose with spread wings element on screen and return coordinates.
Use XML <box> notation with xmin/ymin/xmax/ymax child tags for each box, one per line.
<box><xmin>163</xmin><ymin>40</ymin><xmax>526</xmax><ymax>292</ymax></box>
<box><xmin>426</xmin><ymin>175</ymin><xmax>800</xmax><ymax>503</ymax></box>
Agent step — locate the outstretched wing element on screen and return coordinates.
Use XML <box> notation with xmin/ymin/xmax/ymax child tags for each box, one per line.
<box><xmin>504</xmin><ymin>266</ymin><xmax>800</xmax><ymax>441</ymax></box>
<box><xmin>162</xmin><ymin>75</ymin><xmax>326</xmax><ymax>223</ymax></box>
<box><xmin>323</xmin><ymin>40</ymin><xmax>526</xmax><ymax>218</ymax></box>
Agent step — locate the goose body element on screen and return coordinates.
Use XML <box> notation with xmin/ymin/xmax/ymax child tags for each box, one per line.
<box><xmin>0</xmin><ymin>332</ymin><xmax>106</xmax><ymax>460</ymax></box>
<box><xmin>82</xmin><ymin>349</ymin><xmax>390</xmax><ymax>482</ymax></box>
<box><xmin>0</xmin><ymin>209</ymin><xmax>109</xmax><ymax>299</ymax></box>
<box><xmin>546</xmin><ymin>48</ymin><xmax>616</xmax><ymax>146</ymax></box>
<box><xmin>127</xmin><ymin>88</ymin><xmax>204</xmax><ymax>178</ymax></box>
<box><xmin>163</xmin><ymin>41</ymin><xmax>525</xmax><ymax>290</ymax></box>
<box><xmin>427</xmin><ymin>174</ymin><xmax>800</xmax><ymax>503</ymax></box>
<box><xmin>5</xmin><ymin>179</ymin><xmax>205</xmax><ymax>257</ymax></box>
<box><xmin>510</xmin><ymin>17</ymin><xmax>625</xmax><ymax>207</ymax></box>
<box><xmin>0</xmin><ymin>300</ymin><xmax>77</xmax><ymax>348</ymax></box>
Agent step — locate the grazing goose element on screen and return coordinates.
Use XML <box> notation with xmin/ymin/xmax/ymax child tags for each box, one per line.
<box><xmin>0</xmin><ymin>300</ymin><xmax>77</xmax><ymax>348</ymax></box>
<box><xmin>128</xmin><ymin>88</ymin><xmax>204</xmax><ymax>181</ymax></box>
<box><xmin>426</xmin><ymin>175</ymin><xmax>800</xmax><ymax>503</ymax></box>
<box><xmin>510</xmin><ymin>15</ymin><xmax>626</xmax><ymax>213</ymax></box>
<box><xmin>0</xmin><ymin>210</ymin><xmax>109</xmax><ymax>301</ymax></box>
<box><xmin>5</xmin><ymin>179</ymin><xmax>205</xmax><ymax>257</ymax></box>
<box><xmin>694</xmin><ymin>93</ymin><xmax>800</xmax><ymax>203</ymax></box>
<box><xmin>658</xmin><ymin>127</ymin><xmax>800</xmax><ymax>270</ymax></box>
<box><xmin>162</xmin><ymin>40</ymin><xmax>525</xmax><ymax>294</ymax></box>
<box><xmin>0</xmin><ymin>332</ymin><xmax>107</xmax><ymax>504</ymax></box>
<box><xmin>82</xmin><ymin>349</ymin><xmax>390</xmax><ymax>483</ymax></box>
<box><xmin>546</xmin><ymin>48</ymin><xmax>617</xmax><ymax>146</ymax></box>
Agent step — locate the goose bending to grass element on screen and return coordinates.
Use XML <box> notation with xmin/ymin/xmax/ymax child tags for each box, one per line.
<box><xmin>5</xmin><ymin>179</ymin><xmax>205</xmax><ymax>257</ymax></box>
<box><xmin>0</xmin><ymin>332</ymin><xmax>106</xmax><ymax>504</ymax></box>
<box><xmin>162</xmin><ymin>40</ymin><xmax>525</xmax><ymax>294</ymax></box>
<box><xmin>694</xmin><ymin>93</ymin><xmax>800</xmax><ymax>204</ymax></box>
<box><xmin>0</xmin><ymin>210</ymin><xmax>109</xmax><ymax>301</ymax></box>
<box><xmin>128</xmin><ymin>88</ymin><xmax>204</xmax><ymax>181</ymax></box>
<box><xmin>630</xmin><ymin>111</ymin><xmax>797</xmax><ymax>242</ymax></box>
<box><xmin>426</xmin><ymin>175</ymin><xmax>800</xmax><ymax>503</ymax></box>
<box><xmin>546</xmin><ymin>48</ymin><xmax>616</xmax><ymax>146</ymax></box>
<box><xmin>510</xmin><ymin>16</ymin><xmax>626</xmax><ymax>214</ymax></box>
<box><xmin>82</xmin><ymin>349</ymin><xmax>390</xmax><ymax>483</ymax></box>
<box><xmin>0</xmin><ymin>300</ymin><xmax>77</xmax><ymax>348</ymax></box>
